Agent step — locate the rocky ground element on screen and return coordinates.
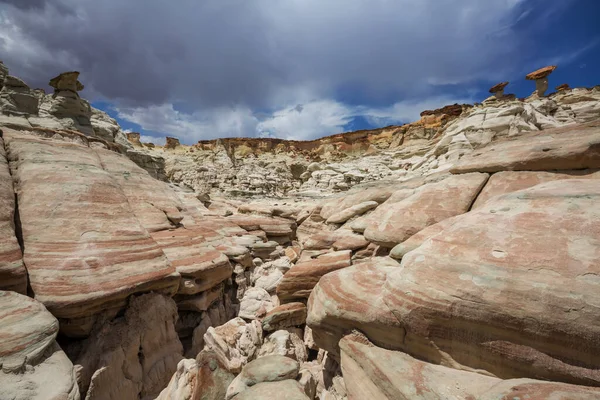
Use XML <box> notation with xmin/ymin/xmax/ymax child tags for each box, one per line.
<box><xmin>1</xmin><ymin>61</ymin><xmax>600</xmax><ymax>400</ymax></box>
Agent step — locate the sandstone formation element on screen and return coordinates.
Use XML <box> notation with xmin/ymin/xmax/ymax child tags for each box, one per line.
<box><xmin>2</xmin><ymin>62</ymin><xmax>600</xmax><ymax>400</ymax></box>
<box><xmin>0</xmin><ymin>136</ymin><xmax>26</xmax><ymax>293</ymax></box>
<box><xmin>0</xmin><ymin>291</ymin><xmax>80</xmax><ymax>400</ymax></box>
<box><xmin>526</xmin><ymin>65</ymin><xmax>556</xmax><ymax>97</ymax></box>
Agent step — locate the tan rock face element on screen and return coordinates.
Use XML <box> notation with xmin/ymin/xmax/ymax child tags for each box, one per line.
<box><xmin>310</xmin><ymin>179</ymin><xmax>600</xmax><ymax>386</ymax></box>
<box><xmin>339</xmin><ymin>332</ymin><xmax>600</xmax><ymax>400</ymax></box>
<box><xmin>363</xmin><ymin>172</ymin><xmax>489</xmax><ymax>247</ymax></box>
<box><xmin>4</xmin><ymin>128</ymin><xmax>180</xmax><ymax>336</ymax></box>
<box><xmin>277</xmin><ymin>250</ymin><xmax>351</xmax><ymax>302</ymax></box>
<box><xmin>451</xmin><ymin>120</ymin><xmax>600</xmax><ymax>173</ymax></box>
<box><xmin>76</xmin><ymin>293</ymin><xmax>183</xmax><ymax>400</ymax></box>
<box><xmin>0</xmin><ymin>137</ymin><xmax>26</xmax><ymax>293</ymax></box>
<box><xmin>0</xmin><ymin>291</ymin><xmax>79</xmax><ymax>400</ymax></box>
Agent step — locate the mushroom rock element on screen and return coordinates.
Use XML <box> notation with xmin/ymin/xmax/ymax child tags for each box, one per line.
<box><xmin>489</xmin><ymin>81</ymin><xmax>509</xmax><ymax>99</ymax></box>
<box><xmin>127</xmin><ymin>131</ymin><xmax>142</xmax><ymax>146</ymax></box>
<box><xmin>165</xmin><ymin>136</ymin><xmax>181</xmax><ymax>149</ymax></box>
<box><xmin>525</xmin><ymin>65</ymin><xmax>556</xmax><ymax>97</ymax></box>
<box><xmin>49</xmin><ymin>71</ymin><xmax>84</xmax><ymax>94</ymax></box>
<box><xmin>556</xmin><ymin>83</ymin><xmax>570</xmax><ymax>92</ymax></box>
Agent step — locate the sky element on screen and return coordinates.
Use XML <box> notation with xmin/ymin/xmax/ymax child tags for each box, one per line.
<box><xmin>0</xmin><ymin>0</ymin><xmax>599</xmax><ymax>145</ymax></box>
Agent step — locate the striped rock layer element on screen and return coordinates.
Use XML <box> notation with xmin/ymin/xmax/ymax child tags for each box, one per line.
<box><xmin>309</xmin><ymin>179</ymin><xmax>600</xmax><ymax>387</ymax></box>
<box><xmin>0</xmin><ymin>291</ymin><xmax>79</xmax><ymax>399</ymax></box>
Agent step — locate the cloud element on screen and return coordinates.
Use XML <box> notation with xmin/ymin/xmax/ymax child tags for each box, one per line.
<box><xmin>0</xmin><ymin>0</ymin><xmax>525</xmax><ymax>109</ymax></box>
<box><xmin>117</xmin><ymin>96</ymin><xmax>474</xmax><ymax>144</ymax></box>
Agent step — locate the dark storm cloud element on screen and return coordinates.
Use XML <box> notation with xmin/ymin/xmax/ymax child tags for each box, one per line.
<box><xmin>0</xmin><ymin>0</ymin><xmax>526</xmax><ymax>110</ymax></box>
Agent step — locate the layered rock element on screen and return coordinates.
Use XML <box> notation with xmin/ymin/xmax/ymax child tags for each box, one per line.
<box><xmin>339</xmin><ymin>331</ymin><xmax>600</xmax><ymax>399</ymax></box>
<box><xmin>309</xmin><ymin>179</ymin><xmax>600</xmax><ymax>386</ymax></box>
<box><xmin>277</xmin><ymin>250</ymin><xmax>352</xmax><ymax>303</ymax></box>
<box><xmin>4</xmin><ymin>127</ymin><xmax>180</xmax><ymax>336</ymax></box>
<box><xmin>362</xmin><ymin>172</ymin><xmax>489</xmax><ymax>247</ymax></box>
<box><xmin>0</xmin><ymin>291</ymin><xmax>79</xmax><ymax>400</ymax></box>
<box><xmin>0</xmin><ymin>136</ymin><xmax>26</xmax><ymax>293</ymax></box>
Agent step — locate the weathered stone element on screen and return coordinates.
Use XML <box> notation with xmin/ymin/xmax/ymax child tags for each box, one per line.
<box><xmin>303</xmin><ymin>230</ymin><xmax>368</xmax><ymax>252</ymax></box>
<box><xmin>3</xmin><ymin>128</ymin><xmax>179</xmax><ymax>336</ymax></box>
<box><xmin>451</xmin><ymin>120</ymin><xmax>600</xmax><ymax>173</ymax></box>
<box><xmin>325</xmin><ymin>200</ymin><xmax>378</xmax><ymax>224</ymax></box>
<box><xmin>277</xmin><ymin>250</ymin><xmax>352</xmax><ymax>302</ymax></box>
<box><xmin>311</xmin><ymin>179</ymin><xmax>600</xmax><ymax>386</ymax></box>
<box><xmin>307</xmin><ymin>257</ymin><xmax>402</xmax><ymax>357</ymax></box>
<box><xmin>239</xmin><ymin>287</ymin><xmax>276</xmax><ymax>320</ymax></box>
<box><xmin>363</xmin><ymin>173</ymin><xmax>489</xmax><ymax>247</ymax></box>
<box><xmin>257</xmin><ymin>328</ymin><xmax>308</xmax><ymax>362</ymax></box>
<box><xmin>471</xmin><ymin>169</ymin><xmax>600</xmax><ymax>209</ymax></box>
<box><xmin>231</xmin><ymin>379</ymin><xmax>309</xmax><ymax>400</ymax></box>
<box><xmin>0</xmin><ymin>291</ymin><xmax>79</xmax><ymax>400</ymax></box>
<box><xmin>0</xmin><ymin>137</ymin><xmax>26</xmax><ymax>293</ymax></box>
<box><xmin>155</xmin><ymin>358</ymin><xmax>198</xmax><ymax>400</ymax></box>
<box><xmin>226</xmin><ymin>355</ymin><xmax>299</xmax><ymax>399</ymax></box>
<box><xmin>262</xmin><ymin>303</ymin><xmax>307</xmax><ymax>331</ymax></box>
<box><xmin>203</xmin><ymin>317</ymin><xmax>263</xmax><ymax>374</ymax></box>
<box><xmin>76</xmin><ymin>293</ymin><xmax>183</xmax><ymax>400</ymax></box>
<box><xmin>339</xmin><ymin>331</ymin><xmax>600</xmax><ymax>400</ymax></box>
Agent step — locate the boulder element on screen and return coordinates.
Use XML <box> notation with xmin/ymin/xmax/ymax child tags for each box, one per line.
<box><xmin>277</xmin><ymin>250</ymin><xmax>352</xmax><ymax>302</ymax></box>
<box><xmin>262</xmin><ymin>303</ymin><xmax>307</xmax><ymax>331</ymax></box>
<box><xmin>155</xmin><ymin>359</ymin><xmax>198</xmax><ymax>400</ymax></box>
<box><xmin>0</xmin><ymin>291</ymin><xmax>79</xmax><ymax>400</ymax></box>
<box><xmin>226</xmin><ymin>355</ymin><xmax>299</xmax><ymax>399</ymax></box>
<box><xmin>3</xmin><ymin>128</ymin><xmax>179</xmax><ymax>336</ymax></box>
<box><xmin>203</xmin><ymin>317</ymin><xmax>263</xmax><ymax>374</ymax></box>
<box><xmin>0</xmin><ymin>137</ymin><xmax>26</xmax><ymax>293</ymax></box>
<box><xmin>239</xmin><ymin>287</ymin><xmax>276</xmax><ymax>320</ymax></box>
<box><xmin>363</xmin><ymin>173</ymin><xmax>489</xmax><ymax>247</ymax></box>
<box><xmin>257</xmin><ymin>328</ymin><xmax>308</xmax><ymax>362</ymax></box>
<box><xmin>451</xmin><ymin>120</ymin><xmax>600</xmax><ymax>173</ymax></box>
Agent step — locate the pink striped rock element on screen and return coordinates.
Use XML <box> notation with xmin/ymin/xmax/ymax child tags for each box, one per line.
<box><xmin>0</xmin><ymin>136</ymin><xmax>26</xmax><ymax>293</ymax></box>
<box><xmin>340</xmin><ymin>332</ymin><xmax>600</xmax><ymax>400</ymax></box>
<box><xmin>309</xmin><ymin>179</ymin><xmax>600</xmax><ymax>386</ymax></box>
<box><xmin>4</xmin><ymin>129</ymin><xmax>179</xmax><ymax>336</ymax></box>
<box><xmin>97</xmin><ymin>148</ymin><xmax>183</xmax><ymax>232</ymax></box>
<box><xmin>0</xmin><ymin>291</ymin><xmax>79</xmax><ymax>399</ymax></box>
<box><xmin>363</xmin><ymin>172</ymin><xmax>489</xmax><ymax>247</ymax></box>
<box><xmin>277</xmin><ymin>250</ymin><xmax>352</xmax><ymax>302</ymax></box>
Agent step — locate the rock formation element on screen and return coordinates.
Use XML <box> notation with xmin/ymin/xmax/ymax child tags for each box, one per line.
<box><xmin>1</xmin><ymin>62</ymin><xmax>600</xmax><ymax>400</ymax></box>
<box><xmin>489</xmin><ymin>81</ymin><xmax>509</xmax><ymax>99</ymax></box>
<box><xmin>526</xmin><ymin>65</ymin><xmax>557</xmax><ymax>97</ymax></box>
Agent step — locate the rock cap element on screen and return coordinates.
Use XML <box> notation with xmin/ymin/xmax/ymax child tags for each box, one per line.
<box><xmin>555</xmin><ymin>83</ymin><xmax>570</xmax><ymax>91</ymax></box>
<box><xmin>489</xmin><ymin>81</ymin><xmax>509</xmax><ymax>93</ymax></box>
<box><xmin>526</xmin><ymin>65</ymin><xmax>556</xmax><ymax>80</ymax></box>
<box><xmin>49</xmin><ymin>71</ymin><xmax>84</xmax><ymax>92</ymax></box>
